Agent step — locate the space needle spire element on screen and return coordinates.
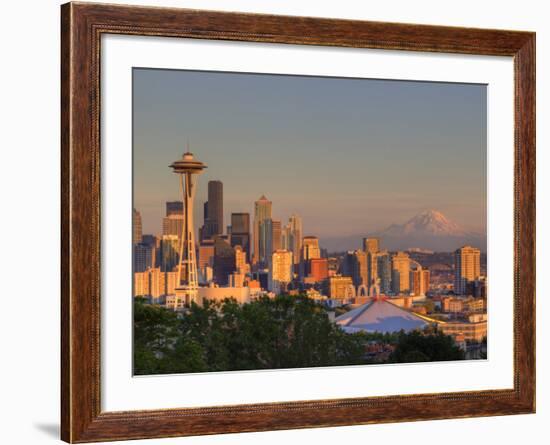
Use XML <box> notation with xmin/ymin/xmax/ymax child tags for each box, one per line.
<box><xmin>169</xmin><ymin>148</ymin><xmax>207</xmax><ymax>307</ymax></box>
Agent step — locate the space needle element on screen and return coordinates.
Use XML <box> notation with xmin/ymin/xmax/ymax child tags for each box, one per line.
<box><xmin>170</xmin><ymin>150</ymin><xmax>207</xmax><ymax>306</ymax></box>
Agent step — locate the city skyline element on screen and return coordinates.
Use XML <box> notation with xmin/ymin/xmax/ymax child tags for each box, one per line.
<box><xmin>132</xmin><ymin>68</ymin><xmax>489</xmax><ymax>373</ymax></box>
<box><xmin>133</xmin><ymin>68</ymin><xmax>487</xmax><ymax>243</ymax></box>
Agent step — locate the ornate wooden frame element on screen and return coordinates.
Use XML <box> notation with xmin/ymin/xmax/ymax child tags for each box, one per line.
<box><xmin>61</xmin><ymin>2</ymin><xmax>535</xmax><ymax>442</ymax></box>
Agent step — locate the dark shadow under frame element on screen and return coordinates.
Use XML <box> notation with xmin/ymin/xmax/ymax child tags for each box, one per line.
<box><xmin>61</xmin><ymin>2</ymin><xmax>535</xmax><ymax>443</ymax></box>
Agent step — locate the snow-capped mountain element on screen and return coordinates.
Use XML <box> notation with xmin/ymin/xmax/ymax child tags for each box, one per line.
<box><xmin>382</xmin><ymin>210</ymin><xmax>467</xmax><ymax>236</ymax></box>
<box><xmin>372</xmin><ymin>210</ymin><xmax>485</xmax><ymax>251</ymax></box>
<box><xmin>320</xmin><ymin>210</ymin><xmax>486</xmax><ymax>253</ymax></box>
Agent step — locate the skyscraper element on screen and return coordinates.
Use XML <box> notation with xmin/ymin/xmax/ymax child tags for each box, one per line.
<box><xmin>281</xmin><ymin>225</ymin><xmax>290</xmax><ymax>251</ymax></box>
<box><xmin>288</xmin><ymin>214</ymin><xmax>303</xmax><ymax>265</ymax></box>
<box><xmin>391</xmin><ymin>251</ymin><xmax>411</xmax><ymax>294</ymax></box>
<box><xmin>377</xmin><ymin>251</ymin><xmax>392</xmax><ymax>294</ymax></box>
<box><xmin>363</xmin><ymin>237</ymin><xmax>380</xmax><ymax>254</ymax></box>
<box><xmin>162</xmin><ymin>214</ymin><xmax>184</xmax><ymax>238</ymax></box>
<box><xmin>363</xmin><ymin>237</ymin><xmax>380</xmax><ymax>291</ymax></box>
<box><xmin>203</xmin><ymin>180</ymin><xmax>223</xmax><ymax>239</ymax></box>
<box><xmin>354</xmin><ymin>250</ymin><xmax>368</xmax><ymax>287</ymax></box>
<box><xmin>198</xmin><ymin>239</ymin><xmax>215</xmax><ymax>284</ymax></box>
<box><xmin>328</xmin><ymin>275</ymin><xmax>354</xmax><ymax>299</ymax></box>
<box><xmin>300</xmin><ymin>236</ymin><xmax>321</xmax><ymax>279</ymax></box>
<box><xmin>234</xmin><ymin>245</ymin><xmax>250</xmax><ymax>275</ymax></box>
<box><xmin>133</xmin><ymin>208</ymin><xmax>142</xmax><ymax>244</ymax></box>
<box><xmin>301</xmin><ymin>236</ymin><xmax>321</xmax><ymax>261</ymax></box>
<box><xmin>269</xmin><ymin>249</ymin><xmax>293</xmax><ymax>293</ymax></box>
<box><xmin>421</xmin><ymin>269</ymin><xmax>431</xmax><ymax>295</ymax></box>
<box><xmin>410</xmin><ymin>267</ymin><xmax>431</xmax><ymax>296</ymax></box>
<box><xmin>309</xmin><ymin>258</ymin><xmax>329</xmax><ymax>283</ymax></box>
<box><xmin>165</xmin><ymin>201</ymin><xmax>183</xmax><ymax>216</ymax></box>
<box><xmin>271</xmin><ymin>220</ymin><xmax>282</xmax><ymax>252</ymax></box>
<box><xmin>230</xmin><ymin>212</ymin><xmax>251</xmax><ymax>261</ymax></box>
<box><xmin>454</xmin><ymin>245</ymin><xmax>481</xmax><ymax>295</ymax></box>
<box><xmin>231</xmin><ymin>212</ymin><xmax>250</xmax><ymax>233</ymax></box>
<box><xmin>261</xmin><ymin>218</ymin><xmax>274</xmax><ymax>265</ymax></box>
<box><xmin>134</xmin><ymin>242</ymin><xmax>154</xmax><ymax>273</ymax></box>
<box><xmin>213</xmin><ymin>236</ymin><xmax>236</xmax><ymax>285</ymax></box>
<box><xmin>160</xmin><ymin>235</ymin><xmax>179</xmax><ymax>272</ymax></box>
<box><xmin>253</xmin><ymin>195</ymin><xmax>272</xmax><ymax>265</ymax></box>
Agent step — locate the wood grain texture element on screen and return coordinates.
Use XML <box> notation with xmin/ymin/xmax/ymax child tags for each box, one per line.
<box><xmin>60</xmin><ymin>2</ymin><xmax>536</xmax><ymax>442</ymax></box>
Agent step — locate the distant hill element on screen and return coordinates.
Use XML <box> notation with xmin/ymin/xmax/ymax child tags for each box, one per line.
<box><xmin>321</xmin><ymin>210</ymin><xmax>486</xmax><ymax>253</ymax></box>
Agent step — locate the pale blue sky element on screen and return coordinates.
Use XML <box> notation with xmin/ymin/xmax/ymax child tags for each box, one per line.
<box><xmin>133</xmin><ymin>68</ymin><xmax>486</xmax><ymax>238</ymax></box>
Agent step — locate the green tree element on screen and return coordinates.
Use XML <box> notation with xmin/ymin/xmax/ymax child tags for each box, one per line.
<box><xmin>133</xmin><ymin>298</ymin><xmax>207</xmax><ymax>374</ymax></box>
<box><xmin>390</xmin><ymin>330</ymin><xmax>465</xmax><ymax>363</ymax></box>
<box><xmin>180</xmin><ymin>295</ymin><xmax>368</xmax><ymax>371</ymax></box>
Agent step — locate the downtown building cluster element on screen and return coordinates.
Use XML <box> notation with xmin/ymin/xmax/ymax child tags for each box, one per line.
<box><xmin>133</xmin><ymin>180</ymin><xmax>485</xmax><ymax>311</ymax></box>
<box><xmin>134</xmin><ymin>174</ymin><xmax>487</xmax><ymax>353</ymax></box>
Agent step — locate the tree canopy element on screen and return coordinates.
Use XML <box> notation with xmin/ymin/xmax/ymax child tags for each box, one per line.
<box><xmin>389</xmin><ymin>330</ymin><xmax>465</xmax><ymax>363</ymax></box>
<box><xmin>134</xmin><ymin>295</ymin><xmax>466</xmax><ymax>375</ymax></box>
<box><xmin>134</xmin><ymin>295</ymin><xmax>367</xmax><ymax>375</ymax></box>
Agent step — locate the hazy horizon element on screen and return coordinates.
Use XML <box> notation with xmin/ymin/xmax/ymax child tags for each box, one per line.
<box><xmin>133</xmin><ymin>68</ymin><xmax>487</xmax><ymax>246</ymax></box>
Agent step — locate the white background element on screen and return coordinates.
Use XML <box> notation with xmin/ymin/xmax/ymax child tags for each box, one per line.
<box><xmin>0</xmin><ymin>0</ymin><xmax>546</xmax><ymax>444</ymax></box>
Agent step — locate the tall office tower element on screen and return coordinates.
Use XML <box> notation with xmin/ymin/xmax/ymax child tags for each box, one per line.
<box><xmin>281</xmin><ymin>225</ymin><xmax>291</xmax><ymax>251</ymax></box>
<box><xmin>410</xmin><ymin>268</ymin><xmax>431</xmax><ymax>296</ymax></box>
<box><xmin>160</xmin><ymin>235</ymin><xmax>179</xmax><ymax>272</ymax></box>
<box><xmin>271</xmin><ymin>220</ymin><xmax>282</xmax><ymax>252</ymax></box>
<box><xmin>203</xmin><ymin>180</ymin><xmax>223</xmax><ymax>239</ymax></box>
<box><xmin>165</xmin><ymin>271</ymin><xmax>179</xmax><ymax>295</ymax></box>
<box><xmin>377</xmin><ymin>251</ymin><xmax>392</xmax><ymax>294</ymax></box>
<box><xmin>141</xmin><ymin>234</ymin><xmax>158</xmax><ymax>248</ymax></box>
<box><xmin>341</xmin><ymin>251</ymin><xmax>367</xmax><ymax>287</ymax></box>
<box><xmin>391</xmin><ymin>251</ymin><xmax>411</xmax><ymax>294</ymax></box>
<box><xmin>253</xmin><ymin>195</ymin><xmax>272</xmax><ymax>265</ymax></box>
<box><xmin>162</xmin><ymin>214</ymin><xmax>184</xmax><ymax>238</ymax></box>
<box><xmin>213</xmin><ymin>236</ymin><xmax>236</xmax><ymax>286</ymax></box>
<box><xmin>166</xmin><ymin>201</ymin><xmax>183</xmax><ymax>217</ymax></box>
<box><xmin>367</xmin><ymin>251</ymin><xmax>378</xmax><ymax>287</ymax></box>
<box><xmin>353</xmin><ymin>250</ymin><xmax>368</xmax><ymax>287</ymax></box>
<box><xmin>261</xmin><ymin>219</ymin><xmax>274</xmax><ymax>264</ymax></box>
<box><xmin>410</xmin><ymin>269</ymin><xmax>422</xmax><ymax>296</ymax></box>
<box><xmin>309</xmin><ymin>258</ymin><xmax>329</xmax><ymax>283</ymax></box>
<box><xmin>198</xmin><ymin>239</ymin><xmax>215</xmax><ymax>271</ymax></box>
<box><xmin>140</xmin><ymin>234</ymin><xmax>159</xmax><ymax>269</ymax></box>
<box><xmin>288</xmin><ymin>214</ymin><xmax>303</xmax><ymax>265</ymax></box>
<box><xmin>231</xmin><ymin>212</ymin><xmax>249</xmax><ymax>233</ymax></box>
<box><xmin>269</xmin><ymin>249</ymin><xmax>293</xmax><ymax>293</ymax></box>
<box><xmin>134</xmin><ymin>242</ymin><xmax>154</xmax><ymax>273</ymax></box>
<box><xmin>234</xmin><ymin>245</ymin><xmax>250</xmax><ymax>275</ymax></box>
<box><xmin>300</xmin><ymin>236</ymin><xmax>321</xmax><ymax>279</ymax></box>
<box><xmin>228</xmin><ymin>272</ymin><xmax>245</xmax><ymax>288</ymax></box>
<box><xmin>199</xmin><ymin>201</ymin><xmax>209</xmax><ymax>241</ymax></box>
<box><xmin>340</xmin><ymin>251</ymin><xmax>354</xmax><ymax>276</ymax></box>
<box><xmin>454</xmin><ymin>245</ymin><xmax>481</xmax><ymax>295</ymax></box>
<box><xmin>327</xmin><ymin>275</ymin><xmax>354</xmax><ymax>299</ymax></box>
<box><xmin>134</xmin><ymin>270</ymin><xmax>151</xmax><ymax>297</ymax></box>
<box><xmin>149</xmin><ymin>268</ymin><xmax>164</xmax><ymax>299</ymax></box>
<box><xmin>301</xmin><ymin>236</ymin><xmax>321</xmax><ymax>261</ymax></box>
<box><xmin>422</xmin><ymin>269</ymin><xmax>431</xmax><ymax>295</ymax></box>
<box><xmin>230</xmin><ymin>212</ymin><xmax>251</xmax><ymax>261</ymax></box>
<box><xmin>133</xmin><ymin>208</ymin><xmax>142</xmax><ymax>244</ymax></box>
<box><xmin>170</xmin><ymin>151</ymin><xmax>207</xmax><ymax>305</ymax></box>
<box><xmin>363</xmin><ymin>237</ymin><xmax>380</xmax><ymax>254</ymax></box>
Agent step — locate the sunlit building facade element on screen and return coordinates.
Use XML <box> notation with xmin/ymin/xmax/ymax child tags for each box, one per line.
<box><xmin>391</xmin><ymin>251</ymin><xmax>411</xmax><ymax>294</ymax></box>
<box><xmin>253</xmin><ymin>195</ymin><xmax>272</xmax><ymax>266</ymax></box>
<box><xmin>133</xmin><ymin>208</ymin><xmax>142</xmax><ymax>245</ymax></box>
<box><xmin>454</xmin><ymin>245</ymin><xmax>481</xmax><ymax>295</ymax></box>
<box><xmin>269</xmin><ymin>249</ymin><xmax>293</xmax><ymax>293</ymax></box>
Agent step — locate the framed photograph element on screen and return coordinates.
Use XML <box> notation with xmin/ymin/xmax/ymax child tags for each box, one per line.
<box><xmin>61</xmin><ymin>2</ymin><xmax>535</xmax><ymax>442</ymax></box>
